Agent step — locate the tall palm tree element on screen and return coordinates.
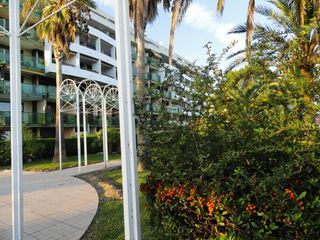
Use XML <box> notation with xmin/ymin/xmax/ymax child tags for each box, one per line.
<box><xmin>168</xmin><ymin>0</ymin><xmax>192</xmax><ymax>65</ymax></box>
<box><xmin>217</xmin><ymin>0</ymin><xmax>256</xmax><ymax>57</ymax></box>
<box><xmin>128</xmin><ymin>0</ymin><xmax>170</xmax><ymax>163</ymax></box>
<box><xmin>228</xmin><ymin>0</ymin><xmax>319</xmax><ymax>80</ymax></box>
<box><xmin>23</xmin><ymin>0</ymin><xmax>95</xmax><ymax>162</ymax></box>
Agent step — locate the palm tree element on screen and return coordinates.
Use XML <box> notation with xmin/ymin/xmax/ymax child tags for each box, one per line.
<box><xmin>217</xmin><ymin>0</ymin><xmax>256</xmax><ymax>57</ymax></box>
<box><xmin>228</xmin><ymin>0</ymin><xmax>319</xmax><ymax>80</ymax></box>
<box><xmin>168</xmin><ymin>0</ymin><xmax>192</xmax><ymax>65</ymax></box>
<box><xmin>128</xmin><ymin>0</ymin><xmax>170</xmax><ymax>163</ymax></box>
<box><xmin>23</xmin><ymin>0</ymin><xmax>95</xmax><ymax>162</ymax></box>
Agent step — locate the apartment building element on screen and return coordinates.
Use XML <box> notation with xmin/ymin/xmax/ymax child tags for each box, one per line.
<box><xmin>0</xmin><ymin>4</ymin><xmax>190</xmax><ymax>138</ymax></box>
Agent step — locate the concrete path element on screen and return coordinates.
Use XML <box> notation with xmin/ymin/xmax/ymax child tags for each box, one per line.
<box><xmin>0</xmin><ymin>161</ymin><xmax>121</xmax><ymax>240</ymax></box>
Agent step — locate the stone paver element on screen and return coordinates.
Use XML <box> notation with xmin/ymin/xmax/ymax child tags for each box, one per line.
<box><xmin>0</xmin><ymin>161</ymin><xmax>121</xmax><ymax>240</ymax></box>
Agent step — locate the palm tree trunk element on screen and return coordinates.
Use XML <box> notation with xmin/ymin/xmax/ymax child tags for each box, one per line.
<box><xmin>135</xmin><ymin>25</ymin><xmax>148</xmax><ymax>164</ymax></box>
<box><xmin>246</xmin><ymin>0</ymin><xmax>255</xmax><ymax>58</ymax></box>
<box><xmin>168</xmin><ymin>0</ymin><xmax>180</xmax><ymax>66</ymax></box>
<box><xmin>52</xmin><ymin>49</ymin><xmax>67</xmax><ymax>162</ymax></box>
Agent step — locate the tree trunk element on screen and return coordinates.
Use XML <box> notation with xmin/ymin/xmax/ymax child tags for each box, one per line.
<box><xmin>52</xmin><ymin>49</ymin><xmax>67</xmax><ymax>162</ymax></box>
<box><xmin>135</xmin><ymin>24</ymin><xmax>148</xmax><ymax>163</ymax></box>
<box><xmin>168</xmin><ymin>0</ymin><xmax>180</xmax><ymax>66</ymax></box>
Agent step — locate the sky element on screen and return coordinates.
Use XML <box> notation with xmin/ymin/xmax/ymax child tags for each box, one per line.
<box><xmin>94</xmin><ymin>0</ymin><xmax>269</xmax><ymax>67</ymax></box>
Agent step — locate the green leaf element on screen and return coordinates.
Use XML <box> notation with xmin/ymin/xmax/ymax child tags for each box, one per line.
<box><xmin>298</xmin><ymin>191</ymin><xmax>307</xmax><ymax>199</ymax></box>
<box><xmin>222</xmin><ymin>210</ymin><xmax>228</xmax><ymax>215</ymax></box>
<box><xmin>270</xmin><ymin>222</ymin><xmax>278</xmax><ymax>231</ymax></box>
<box><xmin>218</xmin><ymin>222</ymin><xmax>225</xmax><ymax>226</ymax></box>
<box><xmin>293</xmin><ymin>212</ymin><xmax>302</xmax><ymax>221</ymax></box>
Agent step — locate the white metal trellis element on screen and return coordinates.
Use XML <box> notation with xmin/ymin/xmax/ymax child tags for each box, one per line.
<box><xmin>59</xmin><ymin>79</ymin><xmax>119</xmax><ymax>171</ymax></box>
<box><xmin>59</xmin><ymin>79</ymin><xmax>82</xmax><ymax>173</ymax></box>
<box><xmin>9</xmin><ymin>0</ymin><xmax>140</xmax><ymax>238</ymax></box>
<box><xmin>102</xmin><ymin>86</ymin><xmax>119</xmax><ymax>167</ymax></box>
<box><xmin>82</xmin><ymin>81</ymin><xmax>103</xmax><ymax>166</ymax></box>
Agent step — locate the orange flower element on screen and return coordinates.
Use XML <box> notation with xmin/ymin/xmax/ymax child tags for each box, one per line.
<box><xmin>245</xmin><ymin>203</ymin><xmax>257</xmax><ymax>214</ymax></box>
<box><xmin>206</xmin><ymin>199</ymin><xmax>215</xmax><ymax>215</ymax></box>
<box><xmin>285</xmin><ymin>188</ymin><xmax>295</xmax><ymax>200</ymax></box>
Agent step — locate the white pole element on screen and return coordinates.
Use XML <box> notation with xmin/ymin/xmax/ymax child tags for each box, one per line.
<box><xmin>114</xmin><ymin>0</ymin><xmax>141</xmax><ymax>239</ymax></box>
<box><xmin>9</xmin><ymin>0</ymin><xmax>24</xmax><ymax>239</ymax></box>
<box><xmin>76</xmin><ymin>89</ymin><xmax>81</xmax><ymax>173</ymax></box>
<box><xmin>83</xmin><ymin>98</ymin><xmax>88</xmax><ymax>166</ymax></box>
<box><xmin>58</xmin><ymin>104</ymin><xmax>62</xmax><ymax>171</ymax></box>
<box><xmin>102</xmin><ymin>98</ymin><xmax>108</xmax><ymax>168</ymax></box>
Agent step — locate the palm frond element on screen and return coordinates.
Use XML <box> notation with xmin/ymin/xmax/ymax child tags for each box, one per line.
<box><xmin>225</xmin><ymin>56</ymin><xmax>246</xmax><ymax>72</ymax></box>
<box><xmin>228</xmin><ymin>24</ymin><xmax>247</xmax><ymax>34</ymax></box>
<box><xmin>216</xmin><ymin>0</ymin><xmax>225</xmax><ymax>15</ymax></box>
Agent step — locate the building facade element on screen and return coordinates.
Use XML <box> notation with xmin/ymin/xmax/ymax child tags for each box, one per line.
<box><xmin>0</xmin><ymin>4</ymin><xmax>190</xmax><ymax>138</ymax></box>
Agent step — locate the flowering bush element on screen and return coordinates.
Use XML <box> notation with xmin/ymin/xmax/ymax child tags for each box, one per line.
<box><xmin>141</xmin><ymin>179</ymin><xmax>235</xmax><ymax>239</ymax></box>
<box><xmin>140</xmin><ymin>49</ymin><xmax>320</xmax><ymax>239</ymax></box>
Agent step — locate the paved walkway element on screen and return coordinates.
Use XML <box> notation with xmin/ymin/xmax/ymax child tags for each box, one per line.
<box><xmin>0</xmin><ymin>161</ymin><xmax>121</xmax><ymax>240</ymax></box>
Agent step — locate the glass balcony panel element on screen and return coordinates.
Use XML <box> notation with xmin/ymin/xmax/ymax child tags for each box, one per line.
<box><xmin>22</xmin><ymin>112</ymin><xmax>46</xmax><ymax>125</ymax></box>
<box><xmin>0</xmin><ymin>49</ymin><xmax>10</xmax><ymax>64</ymax></box>
<box><xmin>63</xmin><ymin>114</ymin><xmax>76</xmax><ymax>125</ymax></box>
<box><xmin>21</xmin><ymin>28</ymin><xmax>40</xmax><ymax>44</ymax></box>
<box><xmin>0</xmin><ymin>111</ymin><xmax>10</xmax><ymax>126</ymax></box>
<box><xmin>47</xmin><ymin>86</ymin><xmax>56</xmax><ymax>100</ymax></box>
<box><xmin>147</xmin><ymin>57</ymin><xmax>160</xmax><ymax>68</ymax></box>
<box><xmin>22</xmin><ymin>82</ymin><xmax>47</xmax><ymax>98</ymax></box>
<box><xmin>21</xmin><ymin>54</ymin><xmax>45</xmax><ymax>71</ymax></box>
<box><xmin>0</xmin><ymin>49</ymin><xmax>45</xmax><ymax>71</ymax></box>
<box><xmin>150</xmin><ymin>73</ymin><xmax>160</xmax><ymax>81</ymax></box>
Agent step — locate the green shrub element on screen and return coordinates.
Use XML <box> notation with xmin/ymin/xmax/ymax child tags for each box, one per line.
<box><xmin>141</xmin><ymin>50</ymin><xmax>320</xmax><ymax>239</ymax></box>
<box><xmin>0</xmin><ymin>128</ymin><xmax>120</xmax><ymax>166</ymax></box>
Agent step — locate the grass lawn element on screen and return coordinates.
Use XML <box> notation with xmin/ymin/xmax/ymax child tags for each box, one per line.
<box><xmin>82</xmin><ymin>169</ymin><xmax>164</xmax><ymax>240</ymax></box>
<box><xmin>0</xmin><ymin>153</ymin><xmax>121</xmax><ymax>172</ymax></box>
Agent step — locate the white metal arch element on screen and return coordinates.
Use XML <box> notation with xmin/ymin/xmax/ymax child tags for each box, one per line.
<box><xmin>81</xmin><ymin>80</ymin><xmax>103</xmax><ymax>166</ymax></box>
<box><xmin>104</xmin><ymin>86</ymin><xmax>119</xmax><ymax>114</ymax></box>
<box><xmin>59</xmin><ymin>78</ymin><xmax>119</xmax><ymax>169</ymax></box>
<box><xmin>59</xmin><ymin>79</ymin><xmax>82</xmax><ymax>173</ymax></box>
<box><xmin>101</xmin><ymin>86</ymin><xmax>119</xmax><ymax>166</ymax></box>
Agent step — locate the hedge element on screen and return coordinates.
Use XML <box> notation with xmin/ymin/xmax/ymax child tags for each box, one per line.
<box><xmin>0</xmin><ymin>131</ymin><xmax>120</xmax><ymax>166</ymax></box>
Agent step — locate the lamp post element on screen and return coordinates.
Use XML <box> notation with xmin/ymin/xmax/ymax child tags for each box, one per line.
<box><xmin>9</xmin><ymin>0</ymin><xmax>23</xmax><ymax>239</ymax></box>
<box><xmin>114</xmin><ymin>0</ymin><xmax>141</xmax><ymax>239</ymax></box>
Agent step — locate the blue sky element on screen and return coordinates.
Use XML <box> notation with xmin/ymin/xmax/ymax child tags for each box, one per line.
<box><xmin>95</xmin><ymin>0</ymin><xmax>268</xmax><ymax>66</ymax></box>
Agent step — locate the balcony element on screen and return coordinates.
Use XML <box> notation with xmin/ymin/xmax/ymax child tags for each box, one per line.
<box><xmin>149</xmin><ymin>72</ymin><xmax>161</xmax><ymax>82</ymax></box>
<box><xmin>0</xmin><ymin>111</ymin><xmax>120</xmax><ymax>128</ymax></box>
<box><xmin>0</xmin><ymin>80</ymin><xmax>56</xmax><ymax>100</ymax></box>
<box><xmin>132</xmin><ymin>67</ymin><xmax>150</xmax><ymax>80</ymax></box>
<box><xmin>0</xmin><ymin>0</ymin><xmax>42</xmax><ymax>17</ymax></box>
<box><xmin>147</xmin><ymin>57</ymin><xmax>160</xmax><ymax>68</ymax></box>
<box><xmin>0</xmin><ymin>49</ymin><xmax>45</xmax><ymax>72</ymax></box>
<box><xmin>20</xmin><ymin>28</ymin><xmax>41</xmax><ymax>44</ymax></box>
<box><xmin>132</xmin><ymin>52</ymin><xmax>137</xmax><ymax>61</ymax></box>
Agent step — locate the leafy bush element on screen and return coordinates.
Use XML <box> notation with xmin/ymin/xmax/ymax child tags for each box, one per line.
<box><xmin>141</xmin><ymin>48</ymin><xmax>320</xmax><ymax>239</ymax></box>
<box><xmin>0</xmin><ymin>128</ymin><xmax>120</xmax><ymax>166</ymax></box>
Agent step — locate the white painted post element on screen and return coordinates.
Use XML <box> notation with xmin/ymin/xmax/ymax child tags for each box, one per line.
<box><xmin>102</xmin><ymin>98</ymin><xmax>108</xmax><ymax>168</ymax></box>
<box><xmin>114</xmin><ymin>0</ymin><xmax>141</xmax><ymax>239</ymax></box>
<box><xmin>10</xmin><ymin>0</ymin><xmax>24</xmax><ymax>239</ymax></box>
<box><xmin>58</xmin><ymin>102</ymin><xmax>62</xmax><ymax>171</ymax></box>
<box><xmin>83</xmin><ymin>97</ymin><xmax>88</xmax><ymax>166</ymax></box>
<box><xmin>76</xmin><ymin>89</ymin><xmax>81</xmax><ymax>173</ymax></box>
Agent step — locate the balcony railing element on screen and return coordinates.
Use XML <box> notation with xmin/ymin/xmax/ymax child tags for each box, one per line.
<box><xmin>0</xmin><ymin>49</ymin><xmax>45</xmax><ymax>72</ymax></box>
<box><xmin>132</xmin><ymin>52</ymin><xmax>137</xmax><ymax>61</ymax></box>
<box><xmin>147</xmin><ymin>57</ymin><xmax>160</xmax><ymax>68</ymax></box>
<box><xmin>21</xmin><ymin>28</ymin><xmax>41</xmax><ymax>44</ymax></box>
<box><xmin>149</xmin><ymin>72</ymin><xmax>161</xmax><ymax>81</ymax></box>
<box><xmin>0</xmin><ymin>0</ymin><xmax>42</xmax><ymax>17</ymax></box>
<box><xmin>0</xmin><ymin>111</ymin><xmax>120</xmax><ymax>128</ymax></box>
<box><xmin>0</xmin><ymin>80</ymin><xmax>56</xmax><ymax>100</ymax></box>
